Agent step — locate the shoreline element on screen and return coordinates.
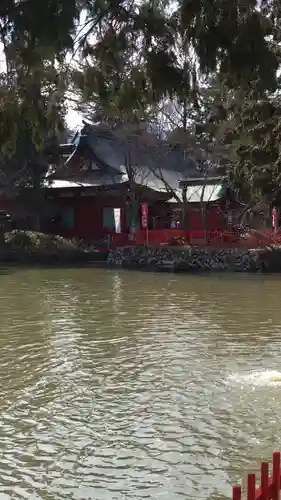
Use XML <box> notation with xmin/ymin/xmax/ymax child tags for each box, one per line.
<box><xmin>0</xmin><ymin>251</ymin><xmax>109</xmax><ymax>267</ymax></box>
<box><xmin>2</xmin><ymin>237</ymin><xmax>281</xmax><ymax>273</ymax></box>
<box><xmin>107</xmin><ymin>245</ymin><xmax>281</xmax><ymax>273</ymax></box>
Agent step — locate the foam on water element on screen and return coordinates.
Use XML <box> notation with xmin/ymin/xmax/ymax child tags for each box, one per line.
<box><xmin>228</xmin><ymin>370</ymin><xmax>281</xmax><ymax>387</ymax></box>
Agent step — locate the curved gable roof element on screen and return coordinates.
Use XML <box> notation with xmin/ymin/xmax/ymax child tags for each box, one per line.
<box><xmin>81</xmin><ymin>122</ymin><xmax>199</xmax><ymax>191</ymax></box>
<box><xmin>50</xmin><ymin>122</ymin><xmax>221</xmax><ymax>194</ymax></box>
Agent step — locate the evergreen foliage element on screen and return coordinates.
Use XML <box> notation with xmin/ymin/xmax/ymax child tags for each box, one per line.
<box><xmin>1</xmin><ymin>0</ymin><xmax>281</xmax><ymax>211</ymax></box>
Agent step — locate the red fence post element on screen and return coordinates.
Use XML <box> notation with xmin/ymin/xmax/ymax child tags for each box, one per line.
<box><xmin>247</xmin><ymin>474</ymin><xmax>256</xmax><ymax>500</ymax></box>
<box><xmin>232</xmin><ymin>452</ymin><xmax>281</xmax><ymax>500</ymax></box>
<box><xmin>261</xmin><ymin>461</ymin><xmax>269</xmax><ymax>500</ymax></box>
<box><xmin>273</xmin><ymin>452</ymin><xmax>280</xmax><ymax>500</ymax></box>
<box><xmin>233</xmin><ymin>486</ymin><xmax>242</xmax><ymax>500</ymax></box>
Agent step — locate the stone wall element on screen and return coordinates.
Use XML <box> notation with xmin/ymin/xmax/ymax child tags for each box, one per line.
<box><xmin>107</xmin><ymin>245</ymin><xmax>281</xmax><ymax>272</ymax></box>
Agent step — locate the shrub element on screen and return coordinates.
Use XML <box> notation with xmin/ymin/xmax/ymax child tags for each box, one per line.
<box><xmin>4</xmin><ymin>230</ymin><xmax>41</xmax><ymax>250</ymax></box>
<box><xmin>3</xmin><ymin>231</ymin><xmax>97</xmax><ymax>259</ymax></box>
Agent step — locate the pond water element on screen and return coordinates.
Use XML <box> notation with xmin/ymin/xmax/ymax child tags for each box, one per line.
<box><xmin>0</xmin><ymin>267</ymin><xmax>281</xmax><ymax>499</ymax></box>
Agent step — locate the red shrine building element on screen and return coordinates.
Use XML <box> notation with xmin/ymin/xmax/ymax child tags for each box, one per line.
<box><xmin>42</xmin><ymin>123</ymin><xmax>242</xmax><ymax>242</ymax></box>
<box><xmin>0</xmin><ymin>122</ymin><xmax>243</xmax><ymax>243</ymax></box>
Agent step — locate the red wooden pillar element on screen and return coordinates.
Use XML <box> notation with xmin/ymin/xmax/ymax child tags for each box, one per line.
<box><xmin>233</xmin><ymin>486</ymin><xmax>242</xmax><ymax>500</ymax></box>
<box><xmin>273</xmin><ymin>452</ymin><xmax>280</xmax><ymax>500</ymax></box>
<box><xmin>261</xmin><ymin>461</ymin><xmax>269</xmax><ymax>500</ymax></box>
<box><xmin>247</xmin><ymin>474</ymin><xmax>256</xmax><ymax>500</ymax></box>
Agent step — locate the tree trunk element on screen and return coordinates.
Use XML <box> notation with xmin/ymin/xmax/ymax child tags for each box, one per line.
<box><xmin>124</xmin><ymin>149</ymin><xmax>139</xmax><ymax>237</ymax></box>
<box><xmin>201</xmin><ymin>204</ymin><xmax>207</xmax><ymax>231</ymax></box>
<box><xmin>130</xmin><ymin>191</ymin><xmax>139</xmax><ymax>234</ymax></box>
<box><xmin>182</xmin><ymin>185</ymin><xmax>189</xmax><ymax>229</ymax></box>
<box><xmin>182</xmin><ymin>97</ymin><xmax>187</xmax><ymax>133</ymax></box>
<box><xmin>200</xmin><ymin>183</ymin><xmax>207</xmax><ymax>232</ymax></box>
<box><xmin>30</xmin><ymin>158</ymin><xmax>43</xmax><ymax>232</ymax></box>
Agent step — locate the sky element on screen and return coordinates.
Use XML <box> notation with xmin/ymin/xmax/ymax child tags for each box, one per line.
<box><xmin>65</xmin><ymin>108</ymin><xmax>83</xmax><ymax>130</ymax></box>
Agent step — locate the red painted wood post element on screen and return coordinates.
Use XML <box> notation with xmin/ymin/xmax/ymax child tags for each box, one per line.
<box><xmin>272</xmin><ymin>452</ymin><xmax>280</xmax><ymax>500</ymax></box>
<box><xmin>248</xmin><ymin>474</ymin><xmax>256</xmax><ymax>500</ymax></box>
<box><xmin>233</xmin><ymin>486</ymin><xmax>242</xmax><ymax>500</ymax></box>
<box><xmin>232</xmin><ymin>453</ymin><xmax>281</xmax><ymax>500</ymax></box>
<box><xmin>260</xmin><ymin>461</ymin><xmax>269</xmax><ymax>500</ymax></box>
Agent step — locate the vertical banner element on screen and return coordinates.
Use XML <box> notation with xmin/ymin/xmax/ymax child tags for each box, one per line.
<box><xmin>141</xmin><ymin>203</ymin><xmax>148</xmax><ymax>245</ymax></box>
<box><xmin>114</xmin><ymin>208</ymin><xmax>121</xmax><ymax>233</ymax></box>
<box><xmin>141</xmin><ymin>203</ymin><xmax>148</xmax><ymax>229</ymax></box>
<box><xmin>272</xmin><ymin>207</ymin><xmax>277</xmax><ymax>231</ymax></box>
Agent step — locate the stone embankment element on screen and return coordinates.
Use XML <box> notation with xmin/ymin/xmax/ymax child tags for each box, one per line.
<box><xmin>107</xmin><ymin>245</ymin><xmax>281</xmax><ymax>272</ymax></box>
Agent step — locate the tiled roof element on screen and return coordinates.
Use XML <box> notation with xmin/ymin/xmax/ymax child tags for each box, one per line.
<box><xmin>49</xmin><ymin>122</ymin><xmax>222</xmax><ymax>196</ymax></box>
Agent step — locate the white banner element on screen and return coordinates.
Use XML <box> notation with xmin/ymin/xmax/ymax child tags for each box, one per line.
<box><xmin>114</xmin><ymin>208</ymin><xmax>121</xmax><ymax>233</ymax></box>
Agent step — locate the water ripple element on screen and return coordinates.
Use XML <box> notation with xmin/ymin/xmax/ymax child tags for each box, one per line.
<box><xmin>0</xmin><ymin>270</ymin><xmax>280</xmax><ymax>499</ymax></box>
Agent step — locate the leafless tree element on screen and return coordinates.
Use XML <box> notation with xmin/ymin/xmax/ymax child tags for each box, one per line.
<box><xmin>120</xmin><ymin>116</ymin><xmax>224</xmax><ymax>231</ymax></box>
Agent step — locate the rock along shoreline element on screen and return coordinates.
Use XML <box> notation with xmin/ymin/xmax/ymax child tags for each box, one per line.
<box><xmin>107</xmin><ymin>245</ymin><xmax>281</xmax><ymax>273</ymax></box>
<box><xmin>2</xmin><ymin>230</ymin><xmax>281</xmax><ymax>273</ymax></box>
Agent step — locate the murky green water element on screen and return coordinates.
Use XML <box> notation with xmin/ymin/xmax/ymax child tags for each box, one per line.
<box><xmin>0</xmin><ymin>267</ymin><xmax>281</xmax><ymax>499</ymax></box>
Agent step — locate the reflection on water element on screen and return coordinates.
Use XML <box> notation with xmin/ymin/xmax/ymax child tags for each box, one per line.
<box><xmin>227</xmin><ymin>370</ymin><xmax>281</xmax><ymax>386</ymax></box>
<box><xmin>0</xmin><ymin>269</ymin><xmax>280</xmax><ymax>499</ymax></box>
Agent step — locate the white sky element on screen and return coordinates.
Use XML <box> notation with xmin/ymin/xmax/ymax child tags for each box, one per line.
<box><xmin>65</xmin><ymin>108</ymin><xmax>83</xmax><ymax>130</ymax></box>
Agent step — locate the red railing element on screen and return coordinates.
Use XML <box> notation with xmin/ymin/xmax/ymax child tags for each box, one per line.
<box><xmin>110</xmin><ymin>229</ymin><xmax>281</xmax><ymax>249</ymax></box>
<box><xmin>109</xmin><ymin>232</ymin><xmax>130</xmax><ymax>248</ymax></box>
<box><xmin>135</xmin><ymin>229</ymin><xmax>188</xmax><ymax>245</ymax></box>
<box><xmin>233</xmin><ymin>452</ymin><xmax>281</xmax><ymax>500</ymax></box>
